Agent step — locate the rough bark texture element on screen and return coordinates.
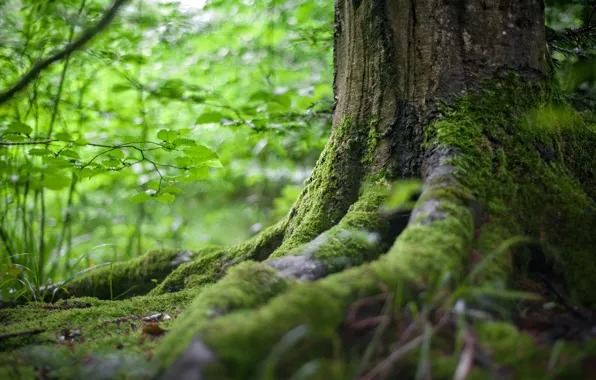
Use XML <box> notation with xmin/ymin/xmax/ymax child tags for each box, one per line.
<box><xmin>3</xmin><ymin>1</ymin><xmax>596</xmax><ymax>379</ymax></box>
<box><xmin>333</xmin><ymin>0</ymin><xmax>545</xmax><ymax>177</ymax></box>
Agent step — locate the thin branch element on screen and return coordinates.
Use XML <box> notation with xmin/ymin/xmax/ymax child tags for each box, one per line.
<box><xmin>0</xmin><ymin>0</ymin><xmax>129</xmax><ymax>105</ymax></box>
<box><xmin>0</xmin><ymin>140</ymin><xmax>53</xmax><ymax>146</ymax></box>
<box><xmin>0</xmin><ymin>329</ymin><xmax>45</xmax><ymax>341</ymax></box>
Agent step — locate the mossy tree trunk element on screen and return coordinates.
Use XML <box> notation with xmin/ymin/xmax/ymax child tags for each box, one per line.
<box><xmin>4</xmin><ymin>1</ymin><xmax>596</xmax><ymax>379</ymax></box>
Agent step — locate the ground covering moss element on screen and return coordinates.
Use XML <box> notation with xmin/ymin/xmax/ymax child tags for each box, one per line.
<box><xmin>0</xmin><ymin>288</ymin><xmax>200</xmax><ymax>379</ymax></box>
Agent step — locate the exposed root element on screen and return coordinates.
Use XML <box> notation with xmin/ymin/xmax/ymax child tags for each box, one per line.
<box><xmin>275</xmin><ymin>117</ymin><xmax>372</xmax><ymax>253</ymax></box>
<box><xmin>157</xmin><ymin>181</ymin><xmax>479</xmax><ymax>378</ymax></box>
<box><xmin>150</xmin><ymin>220</ymin><xmax>287</xmax><ymax>295</ymax></box>
<box><xmin>270</xmin><ymin>184</ymin><xmax>393</xmax><ymax>270</ymax></box>
<box><xmin>155</xmin><ymin>261</ymin><xmax>293</xmax><ymax>375</ymax></box>
<box><xmin>48</xmin><ymin>248</ymin><xmax>198</xmax><ymax>300</ymax></box>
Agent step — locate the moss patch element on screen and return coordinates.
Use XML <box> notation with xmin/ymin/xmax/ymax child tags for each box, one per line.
<box><xmin>156</xmin><ymin>261</ymin><xmax>292</xmax><ymax>368</ymax></box>
<box><xmin>0</xmin><ymin>288</ymin><xmax>201</xmax><ymax>378</ymax></box>
<box><xmin>51</xmin><ymin>248</ymin><xmax>196</xmax><ymax>300</ymax></box>
<box><xmin>428</xmin><ymin>75</ymin><xmax>596</xmax><ymax>305</ymax></box>
<box><xmin>274</xmin><ymin>117</ymin><xmax>372</xmax><ymax>254</ymax></box>
<box><xmin>156</xmin><ymin>193</ymin><xmax>474</xmax><ymax>379</ymax></box>
<box><xmin>270</xmin><ymin>183</ymin><xmax>392</xmax><ymax>272</ymax></box>
<box><xmin>150</xmin><ymin>220</ymin><xmax>286</xmax><ymax>295</ymax></box>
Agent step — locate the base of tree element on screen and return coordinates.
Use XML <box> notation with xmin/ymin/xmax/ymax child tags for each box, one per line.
<box><xmin>2</xmin><ymin>76</ymin><xmax>596</xmax><ymax>379</ymax></box>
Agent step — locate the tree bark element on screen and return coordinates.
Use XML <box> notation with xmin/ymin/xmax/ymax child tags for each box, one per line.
<box><xmin>333</xmin><ymin>0</ymin><xmax>546</xmax><ymax>177</ymax></box>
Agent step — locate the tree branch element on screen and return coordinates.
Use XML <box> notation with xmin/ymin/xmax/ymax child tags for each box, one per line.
<box><xmin>0</xmin><ymin>0</ymin><xmax>129</xmax><ymax>105</ymax></box>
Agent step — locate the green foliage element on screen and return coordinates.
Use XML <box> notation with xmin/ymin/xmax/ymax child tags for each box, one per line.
<box><xmin>546</xmin><ymin>0</ymin><xmax>596</xmax><ymax>110</ymax></box>
<box><xmin>0</xmin><ymin>0</ymin><xmax>332</xmax><ymax>300</ymax></box>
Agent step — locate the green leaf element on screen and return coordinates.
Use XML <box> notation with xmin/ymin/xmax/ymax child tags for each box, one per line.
<box><xmin>131</xmin><ymin>192</ymin><xmax>152</xmax><ymax>204</ymax></box>
<box><xmin>249</xmin><ymin>90</ymin><xmax>270</xmax><ymax>102</ymax></box>
<box><xmin>204</xmin><ymin>159</ymin><xmax>223</xmax><ymax>168</ymax></box>
<box><xmin>189</xmin><ymin>94</ymin><xmax>206</xmax><ymax>103</ymax></box>
<box><xmin>41</xmin><ymin>173</ymin><xmax>71</xmax><ymax>190</ymax></box>
<box><xmin>157</xmin><ymin>129</ymin><xmax>178</xmax><ymax>142</ymax></box>
<box><xmin>42</xmin><ymin>156</ymin><xmax>73</xmax><ymax>168</ymax></box>
<box><xmin>383</xmin><ymin>180</ymin><xmax>423</xmax><ymax>211</ymax></box>
<box><xmin>102</xmin><ymin>159</ymin><xmax>121</xmax><ymax>168</ymax></box>
<box><xmin>112</xmin><ymin>83</ymin><xmax>133</xmax><ymax>93</ymax></box>
<box><xmin>183</xmin><ymin>145</ymin><xmax>218</xmax><ymax>162</ymax></box>
<box><xmin>54</xmin><ymin>132</ymin><xmax>71</xmax><ymax>141</ymax></box>
<box><xmin>172</xmin><ymin>138</ymin><xmax>196</xmax><ymax>147</ymax></box>
<box><xmin>175</xmin><ymin>157</ymin><xmax>192</xmax><ymax>167</ymax></box>
<box><xmin>76</xmin><ymin>168</ymin><xmax>106</xmax><ymax>180</ymax></box>
<box><xmin>59</xmin><ymin>149</ymin><xmax>80</xmax><ymax>159</ymax></box>
<box><xmin>3</xmin><ymin>134</ymin><xmax>25</xmax><ymax>142</ymax></box>
<box><xmin>147</xmin><ymin>180</ymin><xmax>160</xmax><ymax>191</ymax></box>
<box><xmin>7</xmin><ymin>122</ymin><xmax>32</xmax><ymax>135</ymax></box>
<box><xmin>162</xmin><ymin>186</ymin><xmax>183</xmax><ymax>194</ymax></box>
<box><xmin>108</xmin><ymin>149</ymin><xmax>124</xmax><ymax>159</ymax></box>
<box><xmin>273</xmin><ymin>93</ymin><xmax>292</xmax><ymax>108</ymax></box>
<box><xmin>156</xmin><ymin>193</ymin><xmax>175</xmax><ymax>205</ymax></box>
<box><xmin>189</xmin><ymin>166</ymin><xmax>209</xmax><ymax>179</ymax></box>
<box><xmin>195</xmin><ymin>112</ymin><xmax>225</xmax><ymax>124</ymax></box>
<box><xmin>29</xmin><ymin>148</ymin><xmax>54</xmax><ymax>157</ymax></box>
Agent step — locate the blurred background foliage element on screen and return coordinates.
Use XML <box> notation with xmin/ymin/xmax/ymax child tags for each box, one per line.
<box><xmin>0</xmin><ymin>0</ymin><xmax>593</xmax><ymax>300</ymax></box>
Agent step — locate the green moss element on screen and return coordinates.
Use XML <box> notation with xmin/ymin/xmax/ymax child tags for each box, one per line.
<box><xmin>471</xmin><ymin>322</ymin><xmax>596</xmax><ymax>379</ymax></box>
<box><xmin>156</xmin><ymin>261</ymin><xmax>291</xmax><ymax>368</ymax></box>
<box><xmin>0</xmin><ymin>287</ymin><xmax>203</xmax><ymax>378</ymax></box>
<box><xmin>362</xmin><ymin>118</ymin><xmax>380</xmax><ymax>166</ymax></box>
<box><xmin>383</xmin><ymin>199</ymin><xmax>474</xmax><ymax>284</ymax></box>
<box><xmin>468</xmin><ymin>218</ymin><xmax>513</xmax><ymax>283</ymax></box>
<box><xmin>274</xmin><ymin>117</ymin><xmax>371</xmax><ymax>254</ymax></box>
<box><xmin>270</xmin><ymin>183</ymin><xmax>391</xmax><ymax>271</ymax></box>
<box><xmin>149</xmin><ymin>249</ymin><xmax>226</xmax><ymax>295</ymax></box>
<box><xmin>52</xmin><ymin>248</ymin><xmax>196</xmax><ymax>300</ymax></box>
<box><xmin>150</xmin><ymin>220</ymin><xmax>286</xmax><ymax>295</ymax></box>
<box><xmin>427</xmin><ymin>74</ymin><xmax>596</xmax><ymax>305</ymax></box>
<box><xmin>156</xmin><ymin>191</ymin><xmax>475</xmax><ymax>378</ymax></box>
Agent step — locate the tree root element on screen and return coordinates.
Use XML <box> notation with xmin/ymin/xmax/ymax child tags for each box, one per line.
<box><xmin>150</xmin><ymin>220</ymin><xmax>287</xmax><ymax>295</ymax></box>
<box><xmin>157</xmin><ymin>149</ymin><xmax>486</xmax><ymax>378</ymax></box>
<box><xmin>47</xmin><ymin>248</ymin><xmax>198</xmax><ymax>300</ymax></box>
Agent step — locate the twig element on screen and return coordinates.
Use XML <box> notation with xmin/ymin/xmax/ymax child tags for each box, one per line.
<box><xmin>0</xmin><ymin>0</ymin><xmax>129</xmax><ymax>105</ymax></box>
<box><xmin>362</xmin><ymin>313</ymin><xmax>450</xmax><ymax>380</ymax></box>
<box><xmin>0</xmin><ymin>329</ymin><xmax>45</xmax><ymax>341</ymax></box>
<box><xmin>0</xmin><ymin>140</ymin><xmax>52</xmax><ymax>146</ymax></box>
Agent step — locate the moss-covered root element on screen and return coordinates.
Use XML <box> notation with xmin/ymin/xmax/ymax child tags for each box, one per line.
<box><xmin>48</xmin><ymin>248</ymin><xmax>200</xmax><ymax>300</ymax></box>
<box><xmin>268</xmin><ymin>184</ymin><xmax>392</xmax><ymax>274</ymax></box>
<box><xmin>150</xmin><ymin>221</ymin><xmax>286</xmax><ymax>295</ymax></box>
<box><xmin>157</xmin><ymin>193</ymin><xmax>482</xmax><ymax>379</ymax></box>
<box><xmin>155</xmin><ymin>261</ymin><xmax>292</xmax><ymax>374</ymax></box>
<box><xmin>274</xmin><ymin>117</ymin><xmax>372</xmax><ymax>254</ymax></box>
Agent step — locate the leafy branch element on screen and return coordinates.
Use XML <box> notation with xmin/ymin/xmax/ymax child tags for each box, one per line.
<box><xmin>0</xmin><ymin>0</ymin><xmax>129</xmax><ymax>105</ymax></box>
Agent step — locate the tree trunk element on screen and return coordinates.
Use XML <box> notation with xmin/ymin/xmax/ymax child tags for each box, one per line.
<box><xmin>3</xmin><ymin>1</ymin><xmax>596</xmax><ymax>379</ymax></box>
